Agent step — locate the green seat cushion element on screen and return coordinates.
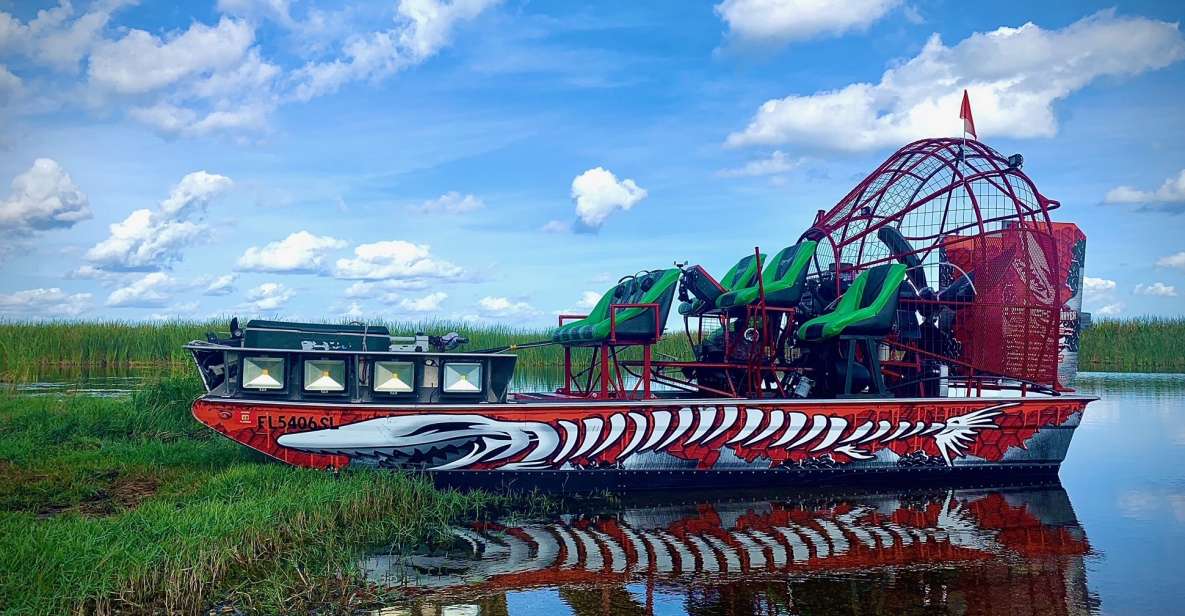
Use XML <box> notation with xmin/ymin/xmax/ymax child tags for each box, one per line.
<box><xmin>715</xmin><ymin>240</ymin><xmax>817</xmax><ymax>310</ymax></box>
<box><xmin>797</xmin><ymin>263</ymin><xmax>906</xmax><ymax>342</ymax></box>
<box><xmin>555</xmin><ymin>269</ymin><xmax>679</xmax><ymax>345</ymax></box>
<box><xmin>677</xmin><ymin>253</ymin><xmax>763</xmax><ymax>317</ymax></box>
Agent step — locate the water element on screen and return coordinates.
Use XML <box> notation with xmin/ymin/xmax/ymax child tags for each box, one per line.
<box><xmin>365</xmin><ymin>372</ymin><xmax>1185</xmax><ymax>616</ymax></box>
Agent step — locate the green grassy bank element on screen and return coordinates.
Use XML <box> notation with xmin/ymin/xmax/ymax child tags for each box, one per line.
<box><xmin>0</xmin><ymin>376</ymin><xmax>539</xmax><ymax>615</ymax></box>
<box><xmin>2</xmin><ymin>317</ymin><xmax>1183</xmax><ymax>376</ymax></box>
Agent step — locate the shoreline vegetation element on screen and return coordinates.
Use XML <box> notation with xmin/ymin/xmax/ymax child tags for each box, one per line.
<box><xmin>0</xmin><ymin>317</ymin><xmax>1183</xmax><ymax>377</ymax></box>
<box><xmin>0</xmin><ymin>376</ymin><xmax>554</xmax><ymax>614</ymax></box>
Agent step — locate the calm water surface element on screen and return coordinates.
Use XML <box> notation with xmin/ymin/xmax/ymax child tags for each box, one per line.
<box><xmin>369</xmin><ymin>372</ymin><xmax>1185</xmax><ymax>616</ymax></box>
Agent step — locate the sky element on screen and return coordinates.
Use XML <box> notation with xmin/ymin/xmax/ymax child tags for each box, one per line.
<box><xmin>1</xmin><ymin>0</ymin><xmax>1184</xmax><ymax>325</ymax></box>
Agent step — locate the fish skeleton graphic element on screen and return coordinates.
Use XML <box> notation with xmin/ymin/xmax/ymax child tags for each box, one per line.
<box><xmin>276</xmin><ymin>403</ymin><xmax>1015</xmax><ymax>470</ymax></box>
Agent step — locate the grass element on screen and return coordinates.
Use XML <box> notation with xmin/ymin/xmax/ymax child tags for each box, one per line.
<box><xmin>0</xmin><ymin>318</ymin><xmax>693</xmax><ymax>378</ymax></box>
<box><xmin>1078</xmin><ymin>317</ymin><xmax>1185</xmax><ymax>373</ymax></box>
<box><xmin>0</xmin><ymin>376</ymin><xmax>546</xmax><ymax>615</ymax></box>
<box><xmin>1</xmin><ymin>316</ymin><xmax>1182</xmax><ymax>378</ymax></box>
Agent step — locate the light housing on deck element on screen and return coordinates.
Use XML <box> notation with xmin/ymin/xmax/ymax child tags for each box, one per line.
<box><xmin>442</xmin><ymin>362</ymin><xmax>482</xmax><ymax>393</ymax></box>
<box><xmin>303</xmin><ymin>359</ymin><xmax>346</xmax><ymax>393</ymax></box>
<box><xmin>242</xmin><ymin>356</ymin><xmax>285</xmax><ymax>390</ymax></box>
<box><xmin>373</xmin><ymin>361</ymin><xmax>415</xmax><ymax>393</ymax></box>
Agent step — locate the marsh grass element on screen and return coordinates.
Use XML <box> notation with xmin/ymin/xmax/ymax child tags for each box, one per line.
<box><xmin>0</xmin><ymin>318</ymin><xmax>693</xmax><ymax>378</ymax></box>
<box><xmin>1078</xmin><ymin>317</ymin><xmax>1185</xmax><ymax>373</ymax></box>
<box><xmin>0</xmin><ymin>376</ymin><xmax>532</xmax><ymax>615</ymax></box>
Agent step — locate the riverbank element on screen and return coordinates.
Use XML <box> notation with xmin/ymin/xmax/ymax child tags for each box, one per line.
<box><xmin>2</xmin><ymin>317</ymin><xmax>1183</xmax><ymax>376</ymax></box>
<box><xmin>0</xmin><ymin>376</ymin><xmax>543</xmax><ymax>615</ymax></box>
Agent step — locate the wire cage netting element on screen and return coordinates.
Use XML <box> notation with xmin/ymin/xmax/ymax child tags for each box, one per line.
<box><xmin>804</xmin><ymin>138</ymin><xmax>1063</xmax><ymax>389</ymax></box>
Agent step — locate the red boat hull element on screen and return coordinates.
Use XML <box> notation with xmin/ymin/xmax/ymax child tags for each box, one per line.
<box><xmin>193</xmin><ymin>395</ymin><xmax>1091</xmax><ymax>488</ymax></box>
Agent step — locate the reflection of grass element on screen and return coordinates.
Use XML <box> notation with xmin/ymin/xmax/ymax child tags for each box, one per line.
<box><xmin>0</xmin><ymin>376</ymin><xmax>525</xmax><ymax>614</ymax></box>
<box><xmin>0</xmin><ymin>319</ymin><xmax>693</xmax><ymax>377</ymax></box>
<box><xmin>1078</xmin><ymin>318</ymin><xmax>1185</xmax><ymax>374</ymax></box>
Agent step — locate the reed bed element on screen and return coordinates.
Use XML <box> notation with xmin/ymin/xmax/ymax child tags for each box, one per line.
<box><xmin>0</xmin><ymin>376</ymin><xmax>548</xmax><ymax>614</ymax></box>
<box><xmin>1</xmin><ymin>317</ymin><xmax>1181</xmax><ymax>377</ymax></box>
<box><xmin>1078</xmin><ymin>317</ymin><xmax>1185</xmax><ymax>373</ymax></box>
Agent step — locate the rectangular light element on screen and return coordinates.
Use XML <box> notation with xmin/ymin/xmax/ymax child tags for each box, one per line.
<box><xmin>374</xmin><ymin>361</ymin><xmax>415</xmax><ymax>393</ymax></box>
<box><xmin>243</xmin><ymin>356</ymin><xmax>285</xmax><ymax>390</ymax></box>
<box><xmin>442</xmin><ymin>362</ymin><xmax>482</xmax><ymax>393</ymax></box>
<box><xmin>304</xmin><ymin>359</ymin><xmax>346</xmax><ymax>393</ymax></box>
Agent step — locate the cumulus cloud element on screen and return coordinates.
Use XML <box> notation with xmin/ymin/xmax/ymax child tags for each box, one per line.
<box><xmin>717</xmin><ymin>150</ymin><xmax>801</xmax><ymax>178</ymax></box>
<box><xmin>245</xmin><ymin>282</ymin><xmax>293</xmax><ymax>311</ymax></box>
<box><xmin>86</xmin><ymin>171</ymin><xmax>232</xmax><ymax>271</ymax></box>
<box><xmin>0</xmin><ymin>65</ymin><xmax>21</xmax><ymax>103</ymax></box>
<box><xmin>88</xmin><ymin>17</ymin><xmax>255</xmax><ymax>94</ymax></box>
<box><xmin>333</xmin><ymin>240</ymin><xmax>463</xmax><ymax>280</ymax></box>
<box><xmin>570</xmin><ymin>167</ymin><xmax>647</xmax><ymax>229</ymax></box>
<box><xmin>0</xmin><ymin>158</ymin><xmax>90</xmax><ymax>233</ymax></box>
<box><xmin>1135</xmin><ymin>282</ymin><xmax>1177</xmax><ymax>297</ymax></box>
<box><xmin>715</xmin><ymin>0</ymin><xmax>900</xmax><ymax>46</ymax></box>
<box><xmin>236</xmin><ymin>230</ymin><xmax>347</xmax><ymax>273</ymax></box>
<box><xmin>399</xmin><ymin>291</ymin><xmax>447</xmax><ymax>312</ymax></box>
<box><xmin>418</xmin><ymin>191</ymin><xmax>484</xmax><ymax>214</ymax></box>
<box><xmin>1157</xmin><ymin>252</ymin><xmax>1185</xmax><ymax>268</ymax></box>
<box><xmin>725</xmin><ymin>11</ymin><xmax>1185</xmax><ymax>151</ymax></box>
<box><xmin>1096</xmin><ymin>303</ymin><xmax>1124</xmax><ymax>317</ymax></box>
<box><xmin>1105</xmin><ymin>169</ymin><xmax>1185</xmax><ymax>205</ymax></box>
<box><xmin>477</xmin><ymin>295</ymin><xmax>537</xmax><ymax>317</ymax></box>
<box><xmin>343</xmin><ymin>278</ymin><xmax>429</xmax><ymax>299</ymax></box>
<box><xmin>0</xmin><ymin>1</ymin><xmax>128</xmax><ymax>72</ymax></box>
<box><xmin>0</xmin><ymin>287</ymin><xmax>92</xmax><ymax>317</ymax></box>
<box><xmin>1083</xmin><ymin>276</ymin><xmax>1116</xmax><ymax>302</ymax></box>
<box><xmin>202</xmin><ymin>273</ymin><xmax>237</xmax><ymax>296</ymax></box>
<box><xmin>105</xmin><ymin>272</ymin><xmax>175</xmax><ymax>307</ymax></box>
<box><xmin>291</xmin><ymin>0</ymin><xmax>500</xmax><ymax>101</ymax></box>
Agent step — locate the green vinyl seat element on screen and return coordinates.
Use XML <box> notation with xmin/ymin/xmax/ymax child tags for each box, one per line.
<box><xmin>797</xmin><ymin>263</ymin><xmax>907</xmax><ymax>342</ymax></box>
<box><xmin>715</xmin><ymin>240</ymin><xmax>817</xmax><ymax>310</ymax></box>
<box><xmin>552</xmin><ymin>269</ymin><xmax>680</xmax><ymax>345</ymax></box>
<box><xmin>678</xmin><ymin>253</ymin><xmax>763</xmax><ymax>316</ymax></box>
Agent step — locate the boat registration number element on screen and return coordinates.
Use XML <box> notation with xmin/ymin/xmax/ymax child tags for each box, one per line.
<box><xmin>257</xmin><ymin>415</ymin><xmax>335</xmax><ymax>431</ymax></box>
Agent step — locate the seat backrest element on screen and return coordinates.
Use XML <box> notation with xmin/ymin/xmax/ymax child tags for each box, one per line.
<box><xmin>857</xmin><ymin>263</ymin><xmax>907</xmax><ymax>311</ymax></box>
<box><xmin>760</xmin><ymin>240</ymin><xmax>818</xmax><ymax>288</ymax></box>
<box><xmin>616</xmin><ymin>268</ymin><xmax>680</xmax><ymax>324</ymax></box>
<box><xmin>719</xmin><ymin>253</ymin><xmax>763</xmax><ymax>291</ymax></box>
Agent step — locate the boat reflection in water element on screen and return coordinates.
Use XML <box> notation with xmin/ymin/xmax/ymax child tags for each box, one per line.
<box><xmin>366</xmin><ymin>483</ymin><xmax>1094</xmax><ymax>615</ymax></box>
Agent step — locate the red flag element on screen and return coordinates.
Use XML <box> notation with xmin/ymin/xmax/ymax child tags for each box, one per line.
<box><xmin>959</xmin><ymin>89</ymin><xmax>977</xmax><ymax>139</ymax></box>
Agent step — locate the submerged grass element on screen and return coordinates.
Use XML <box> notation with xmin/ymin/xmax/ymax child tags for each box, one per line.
<box><xmin>0</xmin><ymin>376</ymin><xmax>532</xmax><ymax>615</ymax></box>
<box><xmin>1</xmin><ymin>316</ymin><xmax>1182</xmax><ymax>376</ymax></box>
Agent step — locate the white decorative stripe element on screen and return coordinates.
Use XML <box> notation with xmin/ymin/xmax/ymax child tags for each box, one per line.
<box><xmin>588</xmin><ymin>413</ymin><xmax>626</xmax><ymax>458</ymax></box>
<box><xmin>552</xmin><ymin>420</ymin><xmax>580</xmax><ymax>464</ymax></box>
<box><xmin>618</xmin><ymin>413</ymin><xmax>650</xmax><ymax>459</ymax></box>
<box><xmin>702</xmin><ymin>406</ymin><xmax>739</xmax><ymax>443</ymax></box>
<box><xmin>570</xmin><ymin>417</ymin><xmax>604</xmax><ymax>460</ymax></box>
<box><xmin>859</xmin><ymin>420</ymin><xmax>894</xmax><ymax>444</ymax></box>
<box><xmin>744</xmin><ymin>409</ymin><xmax>784</xmax><ymax>446</ymax></box>
<box><xmin>811</xmin><ymin>417</ymin><xmax>848</xmax><ymax>452</ymax></box>
<box><xmin>787</xmin><ymin>415</ymin><xmax>828</xmax><ymax>449</ymax></box>
<box><xmin>727</xmin><ymin>407</ymin><xmax>765</xmax><ymax>444</ymax></box>
<box><xmin>686</xmin><ymin>407</ymin><xmax>717</xmax><ymax>444</ymax></box>
<box><xmin>655</xmin><ymin>408</ymin><xmax>694</xmax><ymax>451</ymax></box>
<box><xmin>883</xmin><ymin>421</ymin><xmax>913</xmax><ymax>442</ymax></box>
<box><xmin>639</xmin><ymin>410</ymin><xmax>672</xmax><ymax>452</ymax></box>
<box><xmin>770</xmin><ymin>412</ymin><xmax>808</xmax><ymax>447</ymax></box>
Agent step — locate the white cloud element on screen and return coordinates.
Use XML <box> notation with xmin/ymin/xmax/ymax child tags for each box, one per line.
<box><xmin>1157</xmin><ymin>252</ymin><xmax>1185</xmax><ymax>268</ymax></box>
<box><xmin>419</xmin><ymin>191</ymin><xmax>484</xmax><ymax>214</ymax></box>
<box><xmin>715</xmin><ymin>0</ymin><xmax>900</xmax><ymax>46</ymax></box>
<box><xmin>1096</xmin><ymin>303</ymin><xmax>1124</xmax><ymax>317</ymax></box>
<box><xmin>0</xmin><ymin>158</ymin><xmax>90</xmax><ymax>232</ymax></box>
<box><xmin>399</xmin><ymin>291</ymin><xmax>447</xmax><ymax>312</ymax></box>
<box><xmin>726</xmin><ymin>11</ymin><xmax>1185</xmax><ymax>151</ymax></box>
<box><xmin>717</xmin><ymin>150</ymin><xmax>800</xmax><ymax>177</ymax></box>
<box><xmin>0</xmin><ymin>1</ymin><xmax>128</xmax><ymax>73</ymax></box>
<box><xmin>1135</xmin><ymin>282</ymin><xmax>1177</xmax><ymax>297</ymax></box>
<box><xmin>86</xmin><ymin>171</ymin><xmax>232</xmax><ymax>271</ymax></box>
<box><xmin>106</xmin><ymin>272</ymin><xmax>175</xmax><ymax>307</ymax></box>
<box><xmin>541</xmin><ymin>219</ymin><xmax>571</xmax><ymax>233</ymax></box>
<box><xmin>150</xmin><ymin>301</ymin><xmax>200</xmax><ymax>320</ymax></box>
<box><xmin>291</xmin><ymin>0</ymin><xmax>500</xmax><ymax>101</ymax></box>
<box><xmin>0</xmin><ymin>287</ymin><xmax>91</xmax><ymax>317</ymax></box>
<box><xmin>0</xmin><ymin>64</ymin><xmax>21</xmax><ymax>103</ymax></box>
<box><xmin>245</xmin><ymin>282</ymin><xmax>293</xmax><ymax>311</ymax></box>
<box><xmin>1083</xmin><ymin>276</ymin><xmax>1116</xmax><ymax>296</ymax></box>
<box><xmin>333</xmin><ymin>240</ymin><xmax>463</xmax><ymax>280</ymax></box>
<box><xmin>577</xmin><ymin>290</ymin><xmax>601</xmax><ymax>309</ymax></box>
<box><xmin>236</xmin><ymin>230</ymin><xmax>347</xmax><ymax>273</ymax></box>
<box><xmin>342</xmin><ymin>300</ymin><xmax>364</xmax><ymax>319</ymax></box>
<box><xmin>88</xmin><ymin>17</ymin><xmax>255</xmax><ymax>94</ymax></box>
<box><xmin>477</xmin><ymin>295</ymin><xmax>537</xmax><ymax>317</ymax></box>
<box><xmin>570</xmin><ymin>167</ymin><xmax>647</xmax><ymax>229</ymax></box>
<box><xmin>203</xmin><ymin>273</ymin><xmax>237</xmax><ymax>296</ymax></box>
<box><xmin>1105</xmin><ymin>169</ymin><xmax>1185</xmax><ymax>204</ymax></box>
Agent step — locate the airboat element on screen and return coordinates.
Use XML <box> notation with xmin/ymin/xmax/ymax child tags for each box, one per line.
<box><xmin>187</xmin><ymin>137</ymin><xmax>1094</xmax><ymax>489</ymax></box>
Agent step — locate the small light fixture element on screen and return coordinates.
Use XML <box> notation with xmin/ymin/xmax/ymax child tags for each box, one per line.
<box><xmin>304</xmin><ymin>359</ymin><xmax>346</xmax><ymax>393</ymax></box>
<box><xmin>374</xmin><ymin>361</ymin><xmax>415</xmax><ymax>393</ymax></box>
<box><xmin>243</xmin><ymin>357</ymin><xmax>285</xmax><ymax>390</ymax></box>
<box><xmin>442</xmin><ymin>362</ymin><xmax>482</xmax><ymax>393</ymax></box>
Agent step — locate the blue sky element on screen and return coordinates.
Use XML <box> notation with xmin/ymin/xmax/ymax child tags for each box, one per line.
<box><xmin>1</xmin><ymin>0</ymin><xmax>1184</xmax><ymax>324</ymax></box>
